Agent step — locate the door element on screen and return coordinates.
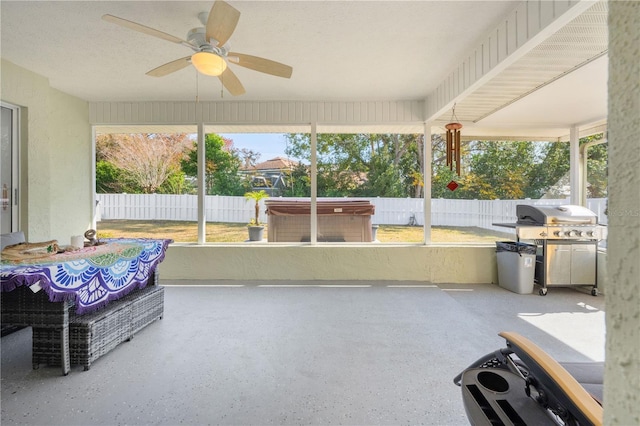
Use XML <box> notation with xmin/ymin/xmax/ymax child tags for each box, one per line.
<box><xmin>571</xmin><ymin>243</ymin><xmax>597</xmax><ymax>285</ymax></box>
<box><xmin>545</xmin><ymin>242</ymin><xmax>572</xmax><ymax>285</ymax></box>
<box><xmin>1</xmin><ymin>103</ymin><xmax>19</xmax><ymax>233</ymax></box>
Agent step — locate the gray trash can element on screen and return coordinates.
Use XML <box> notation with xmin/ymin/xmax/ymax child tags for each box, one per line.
<box><xmin>495</xmin><ymin>241</ymin><xmax>537</xmax><ymax>294</ymax></box>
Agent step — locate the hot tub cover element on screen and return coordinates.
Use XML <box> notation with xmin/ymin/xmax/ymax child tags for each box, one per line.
<box><xmin>266</xmin><ymin>200</ymin><xmax>375</xmax><ymax>216</ymax></box>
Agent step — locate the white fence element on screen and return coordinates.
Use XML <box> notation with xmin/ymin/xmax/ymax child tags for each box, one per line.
<box><xmin>96</xmin><ymin>194</ymin><xmax>608</xmax><ymax>229</ymax></box>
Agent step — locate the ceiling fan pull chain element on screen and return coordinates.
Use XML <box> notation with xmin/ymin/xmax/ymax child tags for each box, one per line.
<box><xmin>195</xmin><ymin>69</ymin><xmax>200</xmax><ymax>103</ymax></box>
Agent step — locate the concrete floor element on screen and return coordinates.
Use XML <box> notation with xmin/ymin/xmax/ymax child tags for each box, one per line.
<box><xmin>1</xmin><ymin>281</ymin><xmax>605</xmax><ymax>426</ymax></box>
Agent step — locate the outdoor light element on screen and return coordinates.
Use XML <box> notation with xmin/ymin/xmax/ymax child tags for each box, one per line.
<box><xmin>191</xmin><ymin>51</ymin><xmax>227</xmax><ymax>76</ymax></box>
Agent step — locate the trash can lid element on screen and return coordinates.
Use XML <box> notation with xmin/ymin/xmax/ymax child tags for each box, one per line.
<box><xmin>496</xmin><ymin>241</ymin><xmax>536</xmax><ymax>255</ymax></box>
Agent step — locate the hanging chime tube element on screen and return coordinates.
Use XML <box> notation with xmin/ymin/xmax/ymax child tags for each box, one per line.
<box><xmin>445</xmin><ymin>122</ymin><xmax>463</xmax><ymax>176</ymax></box>
<box><xmin>446</xmin><ymin>129</ymin><xmax>452</xmax><ymax>170</ymax></box>
<box><xmin>455</xmin><ymin>129</ymin><xmax>461</xmax><ymax>176</ymax></box>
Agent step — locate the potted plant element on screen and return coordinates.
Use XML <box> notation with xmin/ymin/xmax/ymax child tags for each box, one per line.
<box><xmin>244</xmin><ymin>190</ymin><xmax>270</xmax><ymax>241</ymax></box>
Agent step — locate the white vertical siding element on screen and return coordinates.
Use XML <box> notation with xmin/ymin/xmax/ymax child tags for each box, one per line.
<box><xmin>89</xmin><ymin>100</ymin><xmax>423</xmax><ymax>128</ymax></box>
<box><xmin>424</xmin><ymin>0</ymin><xmax>595</xmax><ymax>121</ymax></box>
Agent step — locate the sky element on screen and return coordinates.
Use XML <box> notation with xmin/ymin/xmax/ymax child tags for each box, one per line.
<box><xmin>220</xmin><ymin>133</ymin><xmax>299</xmax><ymax>163</ymax></box>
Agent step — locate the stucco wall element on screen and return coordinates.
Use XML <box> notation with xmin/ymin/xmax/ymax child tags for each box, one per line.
<box><xmin>605</xmin><ymin>2</ymin><xmax>640</xmax><ymax>425</ymax></box>
<box><xmin>48</xmin><ymin>88</ymin><xmax>93</xmax><ymax>240</ymax></box>
<box><xmin>160</xmin><ymin>244</ymin><xmax>498</xmax><ymax>283</ymax></box>
<box><xmin>1</xmin><ymin>59</ymin><xmax>91</xmax><ymax>243</ymax></box>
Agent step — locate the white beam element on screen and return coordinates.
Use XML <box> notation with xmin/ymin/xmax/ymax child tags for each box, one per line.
<box><xmin>569</xmin><ymin>125</ymin><xmax>581</xmax><ymax>205</ymax></box>
<box><xmin>310</xmin><ymin>122</ymin><xmax>317</xmax><ymax>244</ymax></box>
<box><xmin>197</xmin><ymin>122</ymin><xmax>206</xmax><ymax>244</ymax></box>
<box><xmin>91</xmin><ymin>126</ymin><xmax>97</xmax><ymax>230</ymax></box>
<box><xmin>423</xmin><ymin>122</ymin><xmax>432</xmax><ymax>245</ymax></box>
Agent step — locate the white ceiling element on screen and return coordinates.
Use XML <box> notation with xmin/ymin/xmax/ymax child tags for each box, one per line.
<box><xmin>1</xmin><ymin>1</ymin><xmax>608</xmax><ymax>139</ymax></box>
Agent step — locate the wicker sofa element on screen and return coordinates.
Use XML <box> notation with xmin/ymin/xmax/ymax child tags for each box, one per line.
<box><xmin>1</xmin><ymin>272</ymin><xmax>164</xmax><ymax>373</ymax></box>
<box><xmin>32</xmin><ymin>284</ymin><xmax>164</xmax><ymax>371</ymax></box>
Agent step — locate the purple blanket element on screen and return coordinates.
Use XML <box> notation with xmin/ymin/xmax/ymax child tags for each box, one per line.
<box><xmin>1</xmin><ymin>238</ymin><xmax>172</xmax><ymax>314</ymax></box>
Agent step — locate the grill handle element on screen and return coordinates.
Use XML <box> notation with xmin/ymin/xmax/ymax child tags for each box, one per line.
<box><xmin>550</xmin><ymin>218</ymin><xmax>592</xmax><ymax>224</ymax></box>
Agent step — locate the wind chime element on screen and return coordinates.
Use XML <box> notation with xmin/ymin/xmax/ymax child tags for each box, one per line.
<box><xmin>445</xmin><ymin>105</ymin><xmax>463</xmax><ymax>176</ymax></box>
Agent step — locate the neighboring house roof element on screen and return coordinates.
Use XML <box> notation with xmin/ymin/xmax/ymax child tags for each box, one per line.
<box><xmin>242</xmin><ymin>157</ymin><xmax>300</xmax><ymax>173</ymax></box>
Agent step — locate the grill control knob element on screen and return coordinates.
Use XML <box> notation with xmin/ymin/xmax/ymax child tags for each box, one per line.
<box><xmin>566</xmin><ymin>230</ymin><xmax>577</xmax><ymax>237</ymax></box>
<box><xmin>553</xmin><ymin>231</ymin><xmax>561</xmax><ymax>237</ymax></box>
<box><xmin>587</xmin><ymin>230</ymin><xmax>595</xmax><ymax>237</ymax></box>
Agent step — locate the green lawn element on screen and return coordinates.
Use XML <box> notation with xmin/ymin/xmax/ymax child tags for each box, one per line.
<box><xmin>97</xmin><ymin>220</ymin><xmax>508</xmax><ymax>243</ymax></box>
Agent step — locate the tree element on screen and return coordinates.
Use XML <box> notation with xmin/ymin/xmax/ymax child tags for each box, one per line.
<box><xmin>354</xmin><ymin>154</ymin><xmax>405</xmax><ymax>197</ymax></box>
<box><xmin>395</xmin><ymin>134</ymin><xmax>425</xmax><ymax>197</ymax></box>
<box><xmin>458</xmin><ymin>141</ymin><xmax>536</xmax><ymax>199</ymax></box>
<box><xmin>282</xmin><ymin>163</ymin><xmax>311</xmax><ymax>197</ymax></box>
<box><xmin>96</xmin><ymin>133</ymin><xmax>192</xmax><ymax>193</ymax></box>
<box><xmin>431</xmin><ymin>138</ymin><xmax>576</xmax><ymax>200</ymax></box>
<box><xmin>582</xmin><ymin>134</ymin><xmax>608</xmax><ymax>198</ymax></box>
<box><xmin>283</xmin><ymin>132</ymin><xmax>596</xmax><ymax>201</ymax></box>
<box><xmin>244</xmin><ymin>190</ymin><xmax>270</xmax><ymax>225</ymax></box>
<box><xmin>181</xmin><ymin>134</ymin><xmax>250</xmax><ymax>196</ymax></box>
<box><xmin>160</xmin><ymin>170</ymin><xmax>194</xmax><ymax>195</ymax></box>
<box><xmin>95</xmin><ymin>160</ymin><xmax>136</xmax><ymax>193</ymax></box>
<box><xmin>285</xmin><ymin>133</ymin><xmax>368</xmax><ymax>196</ymax></box>
<box><xmin>284</xmin><ymin>133</ymin><xmax>424</xmax><ymax>198</ymax></box>
<box><xmin>238</xmin><ymin>148</ymin><xmax>261</xmax><ymax>169</ymax></box>
<box><xmin>525</xmin><ymin>142</ymin><xmax>570</xmax><ymax>199</ymax></box>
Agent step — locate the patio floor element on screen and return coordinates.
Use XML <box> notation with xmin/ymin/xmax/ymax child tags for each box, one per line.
<box><xmin>1</xmin><ymin>281</ymin><xmax>605</xmax><ymax>426</ymax></box>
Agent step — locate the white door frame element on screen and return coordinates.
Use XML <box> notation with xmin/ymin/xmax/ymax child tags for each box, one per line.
<box><xmin>1</xmin><ymin>101</ymin><xmax>20</xmax><ymax>233</ymax></box>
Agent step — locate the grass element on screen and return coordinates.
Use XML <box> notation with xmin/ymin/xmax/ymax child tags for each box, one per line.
<box><xmin>97</xmin><ymin>220</ymin><xmax>508</xmax><ymax>243</ymax></box>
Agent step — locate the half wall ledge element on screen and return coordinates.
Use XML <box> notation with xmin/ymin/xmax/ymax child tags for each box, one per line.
<box><xmin>159</xmin><ymin>244</ymin><xmax>497</xmax><ymax>283</ymax></box>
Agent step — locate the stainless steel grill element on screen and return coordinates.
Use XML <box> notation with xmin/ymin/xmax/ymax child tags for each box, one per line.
<box><xmin>495</xmin><ymin>205</ymin><xmax>607</xmax><ymax>296</ymax></box>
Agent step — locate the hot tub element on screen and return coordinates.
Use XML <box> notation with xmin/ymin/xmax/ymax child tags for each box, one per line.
<box><xmin>265</xmin><ymin>200</ymin><xmax>375</xmax><ymax>242</ymax></box>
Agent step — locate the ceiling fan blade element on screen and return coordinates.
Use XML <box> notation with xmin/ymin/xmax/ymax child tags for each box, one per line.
<box><xmin>102</xmin><ymin>14</ymin><xmax>188</xmax><ymax>45</ymax></box>
<box><xmin>228</xmin><ymin>52</ymin><xmax>293</xmax><ymax>79</ymax></box>
<box><xmin>146</xmin><ymin>56</ymin><xmax>192</xmax><ymax>77</ymax></box>
<box><xmin>218</xmin><ymin>67</ymin><xmax>246</xmax><ymax>96</ymax></box>
<box><xmin>206</xmin><ymin>1</ymin><xmax>240</xmax><ymax>47</ymax></box>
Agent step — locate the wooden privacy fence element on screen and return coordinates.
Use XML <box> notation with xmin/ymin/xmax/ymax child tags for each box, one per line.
<box><xmin>95</xmin><ymin>194</ymin><xmax>608</xmax><ymax>229</ymax></box>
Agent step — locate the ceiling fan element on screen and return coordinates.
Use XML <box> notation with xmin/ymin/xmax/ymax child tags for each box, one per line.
<box><xmin>102</xmin><ymin>0</ymin><xmax>293</xmax><ymax>96</ymax></box>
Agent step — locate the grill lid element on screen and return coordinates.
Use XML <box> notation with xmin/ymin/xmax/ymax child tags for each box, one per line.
<box><xmin>516</xmin><ymin>205</ymin><xmax>597</xmax><ymax>225</ymax></box>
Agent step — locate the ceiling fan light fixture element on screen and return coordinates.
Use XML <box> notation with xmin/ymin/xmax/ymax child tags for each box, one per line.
<box><xmin>191</xmin><ymin>51</ymin><xmax>227</xmax><ymax>76</ymax></box>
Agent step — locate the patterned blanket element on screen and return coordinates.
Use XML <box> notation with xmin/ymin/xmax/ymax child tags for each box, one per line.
<box><xmin>1</xmin><ymin>238</ymin><xmax>172</xmax><ymax>314</ymax></box>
